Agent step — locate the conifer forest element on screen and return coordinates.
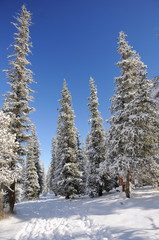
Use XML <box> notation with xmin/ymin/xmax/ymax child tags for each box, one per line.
<box><xmin>1</xmin><ymin>4</ymin><xmax>159</xmax><ymax>240</ymax></box>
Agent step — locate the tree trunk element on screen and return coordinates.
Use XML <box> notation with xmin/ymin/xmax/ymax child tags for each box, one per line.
<box><xmin>98</xmin><ymin>185</ymin><xmax>103</xmax><ymax>196</ymax></box>
<box><xmin>0</xmin><ymin>193</ymin><xmax>4</xmax><ymax>217</ymax></box>
<box><xmin>9</xmin><ymin>182</ymin><xmax>15</xmax><ymax>213</ymax></box>
<box><xmin>125</xmin><ymin>171</ymin><xmax>131</xmax><ymax>198</ymax></box>
<box><xmin>65</xmin><ymin>194</ymin><xmax>70</xmax><ymax>199</ymax></box>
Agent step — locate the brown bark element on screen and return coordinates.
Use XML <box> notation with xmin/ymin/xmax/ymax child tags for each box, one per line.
<box><xmin>122</xmin><ymin>183</ymin><xmax>126</xmax><ymax>192</ymax></box>
<box><xmin>125</xmin><ymin>171</ymin><xmax>131</xmax><ymax>198</ymax></box>
<box><xmin>9</xmin><ymin>182</ymin><xmax>15</xmax><ymax>213</ymax></box>
<box><xmin>119</xmin><ymin>176</ymin><xmax>126</xmax><ymax>192</ymax></box>
<box><xmin>0</xmin><ymin>193</ymin><xmax>4</xmax><ymax>217</ymax></box>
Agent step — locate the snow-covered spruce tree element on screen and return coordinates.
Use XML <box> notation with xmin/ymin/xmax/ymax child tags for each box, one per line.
<box><xmin>48</xmin><ymin>136</ymin><xmax>57</xmax><ymax>193</ymax></box>
<box><xmin>3</xmin><ymin>5</ymin><xmax>35</xmax><ymax>211</ymax></box>
<box><xmin>4</xmin><ymin>5</ymin><xmax>34</xmax><ymax>154</ymax></box>
<box><xmin>106</xmin><ymin>31</ymin><xmax>159</xmax><ymax>197</ymax></box>
<box><xmin>55</xmin><ymin>80</ymin><xmax>82</xmax><ymax>199</ymax></box>
<box><xmin>25</xmin><ymin>126</ymin><xmax>40</xmax><ymax>200</ymax></box>
<box><xmin>124</xmin><ymin>54</ymin><xmax>159</xmax><ymax>188</ymax></box>
<box><xmin>0</xmin><ymin>111</ymin><xmax>19</xmax><ymax>215</ymax></box>
<box><xmin>87</xmin><ymin>77</ymin><xmax>106</xmax><ymax>197</ymax></box>
<box><xmin>106</xmin><ymin>31</ymin><xmax>139</xmax><ymax>197</ymax></box>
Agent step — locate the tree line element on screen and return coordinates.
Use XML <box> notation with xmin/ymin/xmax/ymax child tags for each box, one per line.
<box><xmin>47</xmin><ymin>33</ymin><xmax>159</xmax><ymax>199</ymax></box>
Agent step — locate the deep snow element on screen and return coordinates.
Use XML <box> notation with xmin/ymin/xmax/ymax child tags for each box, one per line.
<box><xmin>0</xmin><ymin>187</ymin><xmax>159</xmax><ymax>240</ymax></box>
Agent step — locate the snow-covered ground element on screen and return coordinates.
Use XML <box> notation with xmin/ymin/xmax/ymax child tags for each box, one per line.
<box><xmin>0</xmin><ymin>187</ymin><xmax>159</xmax><ymax>240</ymax></box>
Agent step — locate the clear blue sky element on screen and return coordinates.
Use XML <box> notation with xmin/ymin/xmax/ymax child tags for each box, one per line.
<box><xmin>1</xmin><ymin>0</ymin><xmax>159</xmax><ymax>171</ymax></box>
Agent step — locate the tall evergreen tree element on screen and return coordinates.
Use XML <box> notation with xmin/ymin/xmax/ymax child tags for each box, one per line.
<box><xmin>106</xmin><ymin>31</ymin><xmax>159</xmax><ymax>197</ymax></box>
<box><xmin>55</xmin><ymin>80</ymin><xmax>82</xmax><ymax>199</ymax></box>
<box><xmin>4</xmin><ymin>5</ymin><xmax>34</xmax><ymax>155</ymax></box>
<box><xmin>87</xmin><ymin>77</ymin><xmax>106</xmax><ymax>197</ymax></box>
<box><xmin>3</xmin><ymin>5</ymin><xmax>34</xmax><ymax>211</ymax></box>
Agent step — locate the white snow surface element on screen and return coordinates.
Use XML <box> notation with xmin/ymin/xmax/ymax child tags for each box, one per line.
<box><xmin>1</xmin><ymin>187</ymin><xmax>159</xmax><ymax>240</ymax></box>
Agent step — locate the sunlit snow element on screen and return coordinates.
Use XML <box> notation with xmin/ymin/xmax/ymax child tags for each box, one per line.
<box><xmin>0</xmin><ymin>187</ymin><xmax>159</xmax><ymax>240</ymax></box>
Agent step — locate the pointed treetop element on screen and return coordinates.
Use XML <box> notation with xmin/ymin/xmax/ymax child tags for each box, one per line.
<box><xmin>14</xmin><ymin>4</ymin><xmax>32</xmax><ymax>29</ymax></box>
<box><xmin>22</xmin><ymin>4</ymin><xmax>26</xmax><ymax>10</ymax></box>
<box><xmin>60</xmin><ymin>79</ymin><xmax>72</xmax><ymax>107</ymax></box>
<box><xmin>119</xmin><ymin>31</ymin><xmax>127</xmax><ymax>40</ymax></box>
<box><xmin>89</xmin><ymin>76</ymin><xmax>94</xmax><ymax>84</ymax></box>
<box><xmin>117</xmin><ymin>31</ymin><xmax>135</xmax><ymax>60</ymax></box>
<box><xmin>88</xmin><ymin>77</ymin><xmax>100</xmax><ymax>119</ymax></box>
<box><xmin>21</xmin><ymin>4</ymin><xmax>32</xmax><ymax>21</ymax></box>
<box><xmin>63</xmin><ymin>78</ymin><xmax>67</xmax><ymax>87</ymax></box>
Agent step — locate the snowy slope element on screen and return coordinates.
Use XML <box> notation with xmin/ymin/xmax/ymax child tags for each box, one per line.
<box><xmin>0</xmin><ymin>187</ymin><xmax>159</xmax><ymax>240</ymax></box>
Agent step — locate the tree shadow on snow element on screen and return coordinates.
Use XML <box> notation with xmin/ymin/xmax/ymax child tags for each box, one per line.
<box><xmin>10</xmin><ymin>189</ymin><xmax>159</xmax><ymax>240</ymax></box>
<box><xmin>14</xmin><ymin>189</ymin><xmax>159</xmax><ymax>222</ymax></box>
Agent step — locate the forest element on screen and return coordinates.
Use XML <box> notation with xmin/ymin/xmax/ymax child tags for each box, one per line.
<box><xmin>0</xmin><ymin>4</ymin><xmax>159</xmax><ymax>218</ymax></box>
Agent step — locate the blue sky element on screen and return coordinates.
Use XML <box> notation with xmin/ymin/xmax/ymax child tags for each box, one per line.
<box><xmin>1</xmin><ymin>0</ymin><xmax>159</xmax><ymax>171</ymax></box>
